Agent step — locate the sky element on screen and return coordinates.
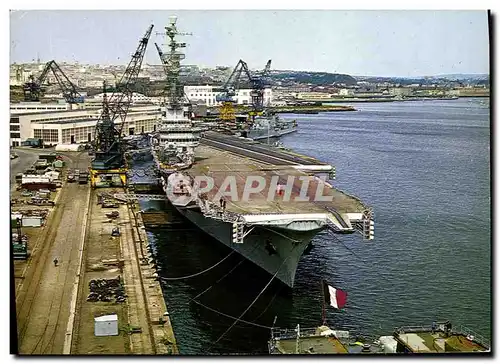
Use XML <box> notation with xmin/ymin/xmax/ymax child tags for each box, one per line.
<box><xmin>9</xmin><ymin>10</ymin><xmax>490</xmax><ymax>77</ymax></box>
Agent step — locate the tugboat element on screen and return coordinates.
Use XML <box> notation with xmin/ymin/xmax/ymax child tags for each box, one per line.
<box><xmin>268</xmin><ymin>281</ymin><xmax>490</xmax><ymax>354</ymax></box>
<box><xmin>268</xmin><ymin>281</ymin><xmax>388</xmax><ymax>354</ymax></box>
<box><xmin>268</xmin><ymin>324</ymin><xmax>387</xmax><ymax>354</ymax></box>
<box><xmin>268</xmin><ymin>321</ymin><xmax>490</xmax><ymax>354</ymax></box>
<box><xmin>391</xmin><ymin>321</ymin><xmax>490</xmax><ymax>353</ymax></box>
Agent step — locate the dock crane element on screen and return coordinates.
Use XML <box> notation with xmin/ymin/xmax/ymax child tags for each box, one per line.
<box><xmin>154</xmin><ymin>42</ymin><xmax>172</xmax><ymax>100</ymax></box>
<box><xmin>248</xmin><ymin>59</ymin><xmax>272</xmax><ymax>114</ymax></box>
<box><xmin>216</xmin><ymin>59</ymin><xmax>272</xmax><ymax>125</ymax></box>
<box><xmin>22</xmin><ymin>60</ymin><xmax>83</xmax><ymax>104</ymax></box>
<box><xmin>154</xmin><ymin>42</ymin><xmax>170</xmax><ymax>73</ymax></box>
<box><xmin>216</xmin><ymin>60</ymin><xmax>247</xmax><ymax>126</ymax></box>
<box><xmin>90</xmin><ymin>24</ymin><xmax>154</xmax><ymax>187</ymax></box>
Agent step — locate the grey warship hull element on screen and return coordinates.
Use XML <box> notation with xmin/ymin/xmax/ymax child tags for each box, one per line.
<box><xmin>248</xmin><ymin>125</ymin><xmax>298</xmax><ymax>140</ymax></box>
<box><xmin>176</xmin><ymin>206</ymin><xmax>321</xmax><ymax>287</ymax></box>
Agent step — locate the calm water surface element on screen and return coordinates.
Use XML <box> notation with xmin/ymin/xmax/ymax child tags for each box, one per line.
<box><xmin>141</xmin><ymin>97</ymin><xmax>491</xmax><ymax>354</ymax></box>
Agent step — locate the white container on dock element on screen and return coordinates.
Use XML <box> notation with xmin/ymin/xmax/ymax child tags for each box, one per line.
<box><xmin>94</xmin><ymin>314</ymin><xmax>118</xmax><ymax>336</ymax></box>
<box><xmin>22</xmin><ymin>216</ymin><xmax>44</xmax><ymax>227</ymax></box>
<box><xmin>21</xmin><ymin>175</ymin><xmax>51</xmax><ymax>185</ymax></box>
<box><xmin>55</xmin><ymin>144</ymin><xmax>85</xmax><ymax>152</ymax></box>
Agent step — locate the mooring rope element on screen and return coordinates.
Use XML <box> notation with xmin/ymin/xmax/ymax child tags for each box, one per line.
<box><xmin>328</xmin><ymin>232</ymin><xmax>367</xmax><ymax>263</ymax></box>
<box><xmin>189</xmin><ymin>244</ymin><xmax>261</xmax><ymax>303</ymax></box>
<box><xmin>159</xmin><ymin>251</ymin><xmax>235</xmax><ymax>281</ymax></box>
<box><xmin>188</xmin><ymin>244</ymin><xmax>280</xmax><ymax>331</ymax></box>
<box><xmin>206</xmin><ymin>257</ymin><xmax>289</xmax><ymax>353</ymax></box>
<box><xmin>190</xmin><ymin>257</ymin><xmax>246</xmax><ymax>302</ymax></box>
<box><xmin>192</xmin><ymin>300</ymin><xmax>273</xmax><ymax>330</ymax></box>
<box><xmin>252</xmin><ymin>285</ymin><xmax>282</xmax><ymax>321</ymax></box>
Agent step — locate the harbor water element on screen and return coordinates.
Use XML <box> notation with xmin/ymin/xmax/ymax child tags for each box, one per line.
<box><xmin>142</xmin><ymin>97</ymin><xmax>490</xmax><ymax>354</ymax></box>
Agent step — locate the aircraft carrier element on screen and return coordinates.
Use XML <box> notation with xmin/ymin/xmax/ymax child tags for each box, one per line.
<box><xmin>167</xmin><ymin>132</ymin><xmax>373</xmax><ymax>287</ymax></box>
<box><xmin>151</xmin><ymin>17</ymin><xmax>374</xmax><ymax>288</ymax></box>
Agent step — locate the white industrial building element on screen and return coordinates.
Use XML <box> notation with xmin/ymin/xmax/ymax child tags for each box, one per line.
<box><xmin>184</xmin><ymin>85</ymin><xmax>273</xmax><ymax>107</ymax></box>
<box><xmin>339</xmin><ymin>88</ymin><xmax>355</xmax><ymax>96</ymax></box>
<box><xmin>10</xmin><ymin>102</ymin><xmax>74</xmax><ymax>114</ymax></box>
<box><xmin>10</xmin><ymin>105</ymin><xmax>161</xmax><ymax>147</ymax></box>
<box><xmin>296</xmin><ymin>92</ymin><xmax>335</xmax><ymax>100</ymax></box>
<box><xmin>91</xmin><ymin>92</ymin><xmax>154</xmax><ymax>104</ymax></box>
<box><xmin>10</xmin><ymin>99</ymin><xmax>92</xmax><ymax>114</ymax></box>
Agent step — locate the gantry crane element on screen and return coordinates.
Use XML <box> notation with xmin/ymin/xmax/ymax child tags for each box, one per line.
<box><xmin>216</xmin><ymin>59</ymin><xmax>272</xmax><ymax>126</ymax></box>
<box><xmin>23</xmin><ymin>60</ymin><xmax>83</xmax><ymax>104</ymax></box>
<box><xmin>250</xmin><ymin>59</ymin><xmax>272</xmax><ymax>113</ymax></box>
<box><xmin>90</xmin><ymin>24</ymin><xmax>154</xmax><ymax>187</ymax></box>
<box><xmin>216</xmin><ymin>60</ymin><xmax>246</xmax><ymax>126</ymax></box>
<box><xmin>154</xmin><ymin>41</ymin><xmax>173</xmax><ymax>101</ymax></box>
<box><xmin>154</xmin><ymin>42</ymin><xmax>170</xmax><ymax>74</ymax></box>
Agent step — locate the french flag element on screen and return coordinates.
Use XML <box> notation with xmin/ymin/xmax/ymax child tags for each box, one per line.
<box><xmin>323</xmin><ymin>281</ymin><xmax>347</xmax><ymax>309</ymax></box>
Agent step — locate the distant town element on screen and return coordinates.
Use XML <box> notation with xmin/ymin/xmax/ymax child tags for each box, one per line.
<box><xmin>10</xmin><ymin>60</ymin><xmax>490</xmax><ymax>106</ymax></box>
<box><xmin>10</xmin><ymin>13</ymin><xmax>491</xmax><ymax>357</ymax></box>
<box><xmin>9</xmin><ymin>59</ymin><xmax>489</xmax><ymax>149</ymax></box>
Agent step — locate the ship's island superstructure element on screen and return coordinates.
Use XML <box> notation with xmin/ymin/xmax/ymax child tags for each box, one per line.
<box><xmin>151</xmin><ymin>17</ymin><xmax>374</xmax><ymax>287</ymax></box>
<box><xmin>150</xmin><ymin>16</ymin><xmax>203</xmax><ymax>174</ymax></box>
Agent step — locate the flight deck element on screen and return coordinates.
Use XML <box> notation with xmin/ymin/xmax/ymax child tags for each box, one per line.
<box><xmin>190</xmin><ymin>134</ymin><xmax>370</xmax><ymax>230</ymax></box>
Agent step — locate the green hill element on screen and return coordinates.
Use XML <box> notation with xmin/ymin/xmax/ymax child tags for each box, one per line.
<box><xmin>269</xmin><ymin>71</ymin><xmax>357</xmax><ymax>86</ymax></box>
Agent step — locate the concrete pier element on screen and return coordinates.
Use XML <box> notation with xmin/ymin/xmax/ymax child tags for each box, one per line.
<box><xmin>13</xmin><ymin>150</ymin><xmax>176</xmax><ymax>355</ymax></box>
<box><xmin>70</xmin><ymin>188</ymin><xmax>177</xmax><ymax>354</ymax></box>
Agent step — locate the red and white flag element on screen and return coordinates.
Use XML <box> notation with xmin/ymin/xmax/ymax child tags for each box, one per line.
<box><xmin>323</xmin><ymin>281</ymin><xmax>347</xmax><ymax>309</ymax></box>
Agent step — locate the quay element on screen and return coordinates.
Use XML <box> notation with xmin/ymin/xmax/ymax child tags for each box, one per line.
<box><xmin>12</xmin><ymin>149</ymin><xmax>176</xmax><ymax>355</ymax></box>
<box><xmin>267</xmin><ymin>105</ymin><xmax>356</xmax><ymax>113</ymax></box>
<box><xmin>205</xmin><ymin>104</ymin><xmax>356</xmax><ymax>117</ymax></box>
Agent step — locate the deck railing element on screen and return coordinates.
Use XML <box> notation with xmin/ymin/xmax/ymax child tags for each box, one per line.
<box><xmin>457</xmin><ymin>325</ymin><xmax>490</xmax><ymax>350</ymax></box>
<box><xmin>395</xmin><ymin>324</ymin><xmax>490</xmax><ymax>351</ymax></box>
<box><xmin>271</xmin><ymin>327</ymin><xmax>319</xmax><ymax>340</ymax></box>
<box><xmin>271</xmin><ymin>327</ymin><xmax>349</xmax><ymax>340</ymax></box>
<box><xmin>395</xmin><ymin>325</ymin><xmax>434</xmax><ymax>334</ymax></box>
